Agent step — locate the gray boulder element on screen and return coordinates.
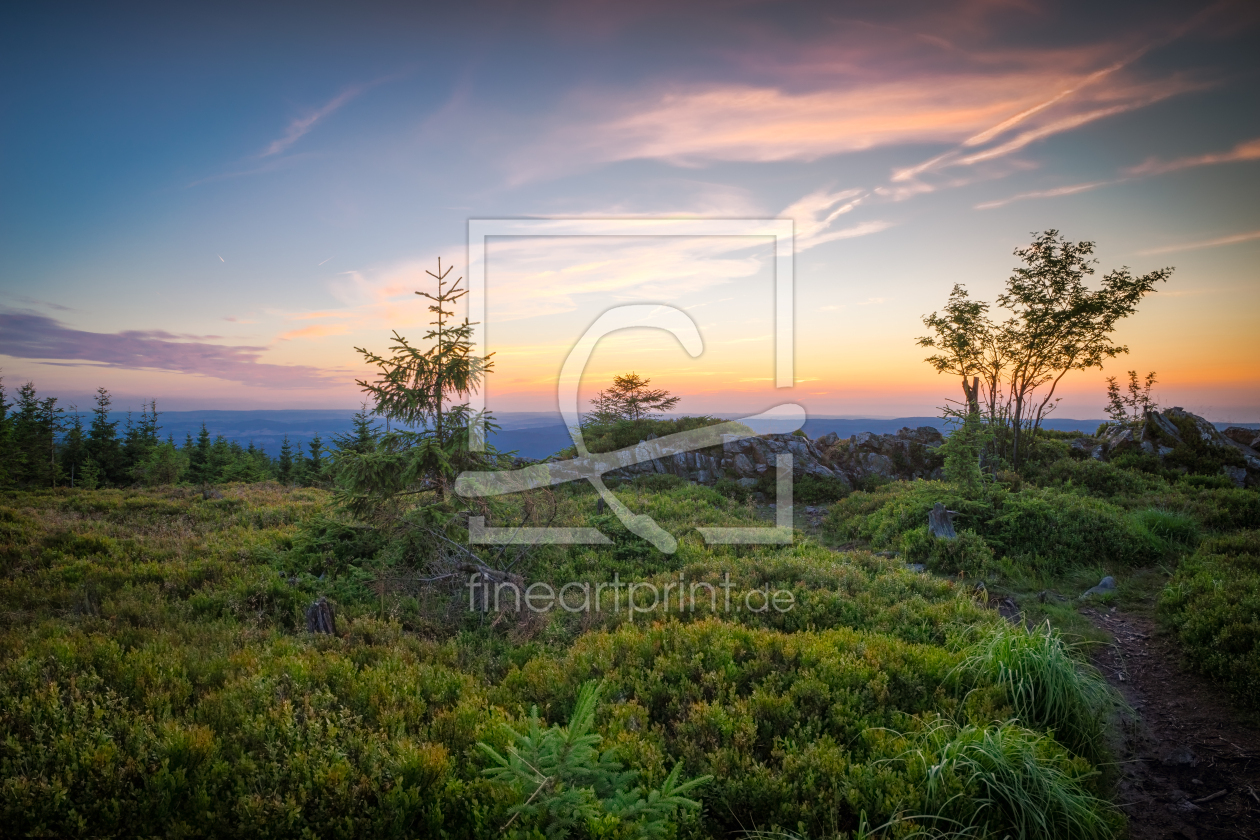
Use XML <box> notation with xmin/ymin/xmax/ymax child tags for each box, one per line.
<box><xmin>1081</xmin><ymin>576</ymin><xmax>1117</xmax><ymax>599</ymax></box>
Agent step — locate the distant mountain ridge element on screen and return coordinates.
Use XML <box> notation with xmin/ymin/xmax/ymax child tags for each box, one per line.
<box><xmin>81</xmin><ymin>409</ymin><xmax>1256</xmax><ymax>460</ymax></box>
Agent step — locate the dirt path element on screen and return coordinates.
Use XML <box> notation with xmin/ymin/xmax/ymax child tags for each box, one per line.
<box><xmin>1082</xmin><ymin>607</ymin><xmax>1260</xmax><ymax>839</ymax></box>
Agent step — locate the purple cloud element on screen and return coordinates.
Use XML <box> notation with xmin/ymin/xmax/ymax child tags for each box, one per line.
<box><xmin>0</xmin><ymin>311</ymin><xmax>336</xmax><ymax>389</ymax></box>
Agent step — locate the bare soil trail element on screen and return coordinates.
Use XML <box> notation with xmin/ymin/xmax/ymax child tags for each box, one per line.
<box><xmin>1082</xmin><ymin>607</ymin><xmax>1260</xmax><ymax>839</ymax></box>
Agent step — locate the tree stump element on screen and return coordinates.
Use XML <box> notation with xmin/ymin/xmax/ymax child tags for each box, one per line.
<box><xmin>928</xmin><ymin>502</ymin><xmax>958</xmax><ymax>540</ymax></box>
<box><xmin>306</xmin><ymin>597</ymin><xmax>337</xmax><ymax>634</ymax></box>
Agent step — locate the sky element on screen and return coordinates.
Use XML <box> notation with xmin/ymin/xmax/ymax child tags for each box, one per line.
<box><xmin>1</xmin><ymin>0</ymin><xmax>1258</xmax><ymax>420</ymax></box>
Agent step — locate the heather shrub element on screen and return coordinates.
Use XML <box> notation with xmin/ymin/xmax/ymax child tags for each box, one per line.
<box><xmin>1159</xmin><ymin>530</ymin><xmax>1260</xmax><ymax>706</ymax></box>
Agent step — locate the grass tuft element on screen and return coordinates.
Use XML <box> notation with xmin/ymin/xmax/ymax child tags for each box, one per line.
<box><xmin>904</xmin><ymin>721</ymin><xmax>1121</xmax><ymax>840</ymax></box>
<box><xmin>957</xmin><ymin>622</ymin><xmax>1119</xmax><ymax>763</ymax></box>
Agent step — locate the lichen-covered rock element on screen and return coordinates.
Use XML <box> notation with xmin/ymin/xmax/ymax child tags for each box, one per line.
<box><xmin>1099</xmin><ymin>424</ymin><xmax>1141</xmax><ymax>457</ymax></box>
<box><xmin>597</xmin><ymin>425</ymin><xmax>944</xmax><ymax>488</ymax></box>
<box><xmin>820</xmin><ymin>426</ymin><xmax>945</xmax><ymax>483</ymax></box>
<box><xmin>1097</xmin><ymin>408</ymin><xmax>1260</xmax><ymax>488</ymax></box>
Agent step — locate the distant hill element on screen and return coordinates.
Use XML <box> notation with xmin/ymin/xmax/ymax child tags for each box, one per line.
<box><xmin>85</xmin><ymin>409</ymin><xmax>1257</xmax><ymax>460</ymax></box>
<box><xmin>71</xmin><ymin>410</ymin><xmax>1065</xmax><ymax>459</ymax></box>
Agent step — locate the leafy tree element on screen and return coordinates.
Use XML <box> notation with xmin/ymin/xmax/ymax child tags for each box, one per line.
<box><xmin>1105</xmin><ymin>370</ymin><xmax>1157</xmax><ymax>430</ymax></box>
<box><xmin>919</xmin><ymin>230</ymin><xmax>1172</xmax><ymax>466</ymax></box>
<box><xmin>479</xmin><ymin>681</ymin><xmax>710</xmax><ymax>840</ymax></box>
<box><xmin>917</xmin><ymin>285</ymin><xmax>1003</xmax><ymax>419</ymax></box>
<box><xmin>588</xmin><ymin>373</ymin><xmax>680</xmax><ymax>423</ymax></box>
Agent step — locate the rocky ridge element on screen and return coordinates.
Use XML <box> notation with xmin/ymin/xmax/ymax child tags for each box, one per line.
<box><xmin>586</xmin><ymin>425</ymin><xmax>946</xmax><ymax>489</ymax></box>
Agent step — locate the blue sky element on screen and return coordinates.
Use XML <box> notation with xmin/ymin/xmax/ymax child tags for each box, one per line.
<box><xmin>2</xmin><ymin>0</ymin><xmax>1258</xmax><ymax>419</ymax></box>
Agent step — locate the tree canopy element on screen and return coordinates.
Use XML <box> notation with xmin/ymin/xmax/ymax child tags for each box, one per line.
<box><xmin>918</xmin><ymin>229</ymin><xmax>1172</xmax><ymax>465</ymax></box>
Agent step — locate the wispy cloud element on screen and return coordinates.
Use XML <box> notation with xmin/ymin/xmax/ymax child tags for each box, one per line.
<box><xmin>891</xmin><ymin>75</ymin><xmax>1202</xmax><ymax>189</ymax></box>
<box><xmin>14</xmin><ymin>296</ymin><xmax>71</xmax><ymax>312</ymax></box>
<box><xmin>261</xmin><ymin>77</ymin><xmax>392</xmax><ymax>158</ymax></box>
<box><xmin>1137</xmin><ymin>229</ymin><xmax>1260</xmax><ymax>255</ymax></box>
<box><xmin>187</xmin><ymin>152</ymin><xmax>316</xmax><ymax>188</ymax></box>
<box><xmin>974</xmin><ymin>134</ymin><xmax>1260</xmax><ymax>209</ymax></box>
<box><xmin>775</xmin><ymin>187</ymin><xmax>893</xmax><ymax>251</ymax></box>
<box><xmin>1125</xmin><ymin>137</ymin><xmax>1260</xmax><ymax>176</ymax></box>
<box><xmin>975</xmin><ymin>179</ymin><xmax>1118</xmax><ymax>209</ymax></box>
<box><xmin>0</xmin><ymin>311</ymin><xmax>335</xmax><ymax>388</ymax></box>
<box><xmin>508</xmin><ymin>11</ymin><xmax>1210</xmax><ymax>186</ymax></box>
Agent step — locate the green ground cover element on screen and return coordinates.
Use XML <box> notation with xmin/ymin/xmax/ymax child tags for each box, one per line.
<box><xmin>1</xmin><ymin>479</ymin><xmax>1126</xmax><ymax>839</ymax></box>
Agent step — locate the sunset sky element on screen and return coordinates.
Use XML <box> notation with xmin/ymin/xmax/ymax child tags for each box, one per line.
<box><xmin>2</xmin><ymin>1</ymin><xmax>1258</xmax><ymax>420</ymax></box>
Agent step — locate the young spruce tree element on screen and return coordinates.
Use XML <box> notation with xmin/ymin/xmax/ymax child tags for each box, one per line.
<box><xmin>340</xmin><ymin>258</ymin><xmax>497</xmax><ymax>516</ymax></box>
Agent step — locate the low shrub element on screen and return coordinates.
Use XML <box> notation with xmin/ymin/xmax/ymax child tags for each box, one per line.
<box><xmin>0</xmin><ymin>480</ymin><xmax>1137</xmax><ymax>838</ymax></box>
<box><xmin>1158</xmin><ymin>530</ymin><xmax>1260</xmax><ymax>707</ymax></box>
<box><xmin>825</xmin><ymin>482</ymin><xmax>1172</xmax><ymax>575</ymax></box>
<box><xmin>493</xmin><ymin>617</ymin><xmax>1107</xmax><ymax>838</ymax></box>
<box><xmin>792</xmin><ymin>473</ymin><xmax>850</xmax><ymax>504</ymax></box>
<box><xmin>1179</xmin><ymin>473</ymin><xmax>1237</xmax><ymax>490</ymax></box>
<box><xmin>1027</xmin><ymin>457</ymin><xmax>1165</xmax><ymax>498</ymax></box>
<box><xmin>1109</xmin><ymin>451</ymin><xmax>1165</xmax><ymax>476</ymax></box>
<box><xmin>903</xmin><ymin>527</ymin><xmax>996</xmax><ymax>576</ymax></box>
<box><xmin>712</xmin><ymin>477</ymin><xmax>753</xmax><ymax>502</ymax></box>
<box><xmin>985</xmin><ymin>490</ymin><xmax>1164</xmax><ymax>573</ymax></box>
<box><xmin>630</xmin><ymin>473</ymin><xmax>686</xmax><ymax>492</ymax></box>
<box><xmin>1188</xmin><ymin>488</ymin><xmax>1260</xmax><ymax>531</ymax></box>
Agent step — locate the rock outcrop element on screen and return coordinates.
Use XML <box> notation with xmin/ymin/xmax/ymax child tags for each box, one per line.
<box><xmin>598</xmin><ymin>426</ymin><xmax>945</xmax><ymax>489</ymax></box>
<box><xmin>1223</xmin><ymin>426</ymin><xmax>1260</xmax><ymax>450</ymax></box>
<box><xmin>1091</xmin><ymin>407</ymin><xmax>1260</xmax><ymax>488</ymax></box>
<box><xmin>820</xmin><ymin>426</ymin><xmax>945</xmax><ymax>484</ymax></box>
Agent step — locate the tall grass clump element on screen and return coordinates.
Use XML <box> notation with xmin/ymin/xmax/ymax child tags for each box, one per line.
<box><xmin>957</xmin><ymin>623</ymin><xmax>1117</xmax><ymax>763</ymax></box>
<box><xmin>901</xmin><ymin>721</ymin><xmax>1119</xmax><ymax>840</ymax></box>
<box><xmin>1131</xmin><ymin>508</ymin><xmax>1199</xmax><ymax>553</ymax></box>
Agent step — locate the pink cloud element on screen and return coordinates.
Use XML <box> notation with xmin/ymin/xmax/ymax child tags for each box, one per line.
<box><xmin>0</xmin><ymin>311</ymin><xmax>337</xmax><ymax>389</ymax></box>
<box><xmin>1124</xmin><ymin>137</ymin><xmax>1260</xmax><ymax>176</ymax></box>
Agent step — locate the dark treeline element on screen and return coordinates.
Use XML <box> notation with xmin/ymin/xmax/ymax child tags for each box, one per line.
<box><xmin>0</xmin><ymin>378</ymin><xmax>379</xmax><ymax>490</ymax></box>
